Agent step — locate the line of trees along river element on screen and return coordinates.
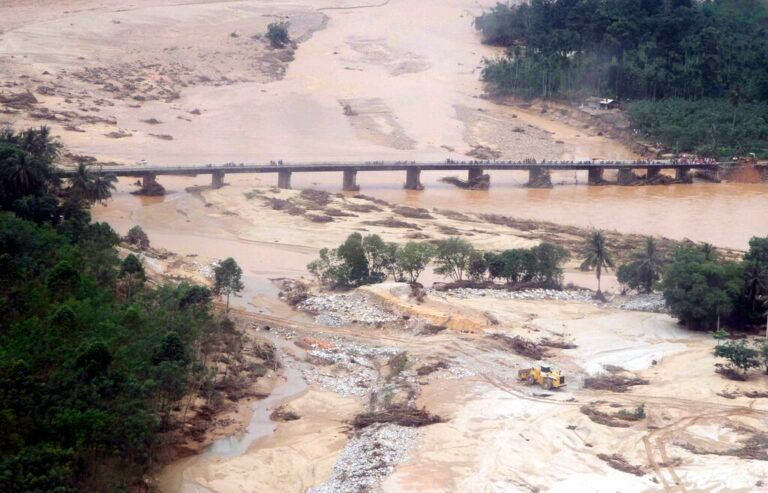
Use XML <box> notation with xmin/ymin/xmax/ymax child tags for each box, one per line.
<box><xmin>475</xmin><ymin>0</ymin><xmax>768</xmax><ymax>158</ymax></box>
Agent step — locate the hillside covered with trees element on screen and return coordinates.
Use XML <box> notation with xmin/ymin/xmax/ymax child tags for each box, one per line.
<box><xmin>475</xmin><ymin>0</ymin><xmax>768</xmax><ymax>157</ymax></box>
<box><xmin>0</xmin><ymin>127</ymin><xmax>228</xmax><ymax>491</ymax></box>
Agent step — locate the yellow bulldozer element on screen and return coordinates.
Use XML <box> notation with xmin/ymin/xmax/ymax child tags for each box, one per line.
<box><xmin>518</xmin><ymin>364</ymin><xmax>566</xmax><ymax>390</ymax></box>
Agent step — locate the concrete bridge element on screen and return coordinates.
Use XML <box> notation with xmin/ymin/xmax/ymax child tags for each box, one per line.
<box><xmin>55</xmin><ymin>160</ymin><xmax>725</xmax><ymax>192</ymax></box>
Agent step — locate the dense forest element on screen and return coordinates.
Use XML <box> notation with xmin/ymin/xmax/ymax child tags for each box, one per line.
<box><xmin>0</xmin><ymin>127</ymin><xmax>222</xmax><ymax>491</ymax></box>
<box><xmin>475</xmin><ymin>0</ymin><xmax>768</xmax><ymax>157</ymax></box>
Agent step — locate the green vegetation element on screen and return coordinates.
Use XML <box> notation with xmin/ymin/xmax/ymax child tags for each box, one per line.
<box><xmin>628</xmin><ymin>99</ymin><xmax>768</xmax><ymax>158</ymax></box>
<box><xmin>308</xmin><ymin>233</ymin><xmax>403</xmax><ymax>288</ymax></box>
<box><xmin>395</xmin><ymin>242</ymin><xmax>436</xmax><ymax>283</ymax></box>
<box><xmin>266</xmin><ymin>21</ymin><xmax>291</xmax><ymax>49</ymax></box>
<box><xmin>214</xmin><ymin>257</ymin><xmax>244</xmax><ymax>315</ymax></box>
<box><xmin>661</xmin><ymin>244</ymin><xmax>740</xmax><ymax>329</ymax></box>
<box><xmin>661</xmin><ymin>238</ymin><xmax>768</xmax><ymax>331</ymax></box>
<box><xmin>714</xmin><ymin>339</ymin><xmax>761</xmax><ymax>377</ymax></box>
<box><xmin>124</xmin><ymin>224</ymin><xmax>150</xmax><ymax>250</ymax></box>
<box><xmin>475</xmin><ymin>0</ymin><xmax>768</xmax><ymax>157</ymax></box>
<box><xmin>0</xmin><ymin>127</ymin><xmax>229</xmax><ymax>491</ymax></box>
<box><xmin>617</xmin><ymin>237</ymin><xmax>665</xmax><ymax>293</ymax></box>
<box><xmin>308</xmin><ymin>234</ymin><xmax>570</xmax><ymax>289</ymax></box>
<box><xmin>433</xmin><ymin>237</ymin><xmax>476</xmax><ymax>282</ymax></box>
<box><xmin>580</xmin><ymin>230</ymin><xmax>614</xmax><ymax>295</ymax></box>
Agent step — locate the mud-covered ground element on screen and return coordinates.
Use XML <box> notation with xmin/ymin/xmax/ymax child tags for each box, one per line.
<box><xmin>0</xmin><ymin>0</ymin><xmax>634</xmax><ymax>166</ymax></box>
<box><xmin>153</xmin><ymin>275</ymin><xmax>768</xmax><ymax>493</ymax></box>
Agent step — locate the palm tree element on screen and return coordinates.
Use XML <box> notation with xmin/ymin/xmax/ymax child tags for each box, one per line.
<box><xmin>66</xmin><ymin>164</ymin><xmax>116</xmax><ymax>205</ymax></box>
<box><xmin>4</xmin><ymin>151</ymin><xmax>40</xmax><ymax>193</ymax></box>
<box><xmin>91</xmin><ymin>170</ymin><xmax>117</xmax><ymax>205</ymax></box>
<box><xmin>744</xmin><ymin>260</ymin><xmax>768</xmax><ymax>312</ymax></box>
<box><xmin>580</xmin><ymin>230</ymin><xmax>614</xmax><ymax>295</ymax></box>
<box><xmin>68</xmin><ymin>162</ymin><xmax>94</xmax><ymax>198</ymax></box>
<box><xmin>633</xmin><ymin>237</ymin><xmax>665</xmax><ymax>293</ymax></box>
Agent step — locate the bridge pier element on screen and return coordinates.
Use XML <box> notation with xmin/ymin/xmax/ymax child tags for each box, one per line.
<box><xmin>211</xmin><ymin>170</ymin><xmax>225</xmax><ymax>189</ymax></box>
<box><xmin>461</xmin><ymin>167</ymin><xmax>490</xmax><ymax>189</ymax></box>
<box><xmin>467</xmin><ymin>167</ymin><xmax>484</xmax><ymax>183</ymax></box>
<box><xmin>617</xmin><ymin>169</ymin><xmax>642</xmax><ymax>185</ymax></box>
<box><xmin>587</xmin><ymin>167</ymin><xmax>606</xmax><ymax>185</ymax></box>
<box><xmin>646</xmin><ymin>167</ymin><xmax>661</xmax><ymax>182</ymax></box>
<box><xmin>404</xmin><ymin>168</ymin><xmax>423</xmax><ymax>190</ymax></box>
<box><xmin>342</xmin><ymin>169</ymin><xmax>360</xmax><ymax>191</ymax></box>
<box><xmin>133</xmin><ymin>173</ymin><xmax>165</xmax><ymax>196</ymax></box>
<box><xmin>675</xmin><ymin>166</ymin><xmax>693</xmax><ymax>183</ymax></box>
<box><xmin>277</xmin><ymin>170</ymin><xmax>292</xmax><ymax>189</ymax></box>
<box><xmin>527</xmin><ymin>168</ymin><xmax>552</xmax><ymax>188</ymax></box>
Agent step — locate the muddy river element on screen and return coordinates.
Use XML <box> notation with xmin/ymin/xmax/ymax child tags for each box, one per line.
<box><xmin>97</xmin><ymin>172</ymin><xmax>768</xmax><ymax>253</ymax></box>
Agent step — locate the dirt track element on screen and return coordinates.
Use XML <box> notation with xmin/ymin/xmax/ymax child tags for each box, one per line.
<box><xmin>153</xmin><ymin>283</ymin><xmax>768</xmax><ymax>492</ymax></box>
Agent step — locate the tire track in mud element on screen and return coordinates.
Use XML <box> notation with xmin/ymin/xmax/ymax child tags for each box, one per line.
<box><xmin>232</xmin><ymin>307</ymin><xmax>768</xmax><ymax>491</ymax></box>
<box><xmin>638</xmin><ymin>403</ymin><xmax>761</xmax><ymax>492</ymax></box>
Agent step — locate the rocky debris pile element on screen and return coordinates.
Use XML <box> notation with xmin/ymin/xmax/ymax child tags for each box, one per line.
<box><xmin>298</xmin><ymin>294</ymin><xmax>400</xmax><ymax>326</ymax></box>
<box><xmin>433</xmin><ymin>287</ymin><xmax>594</xmax><ymax>303</ymax></box>
<box><xmin>301</xmin><ymin>337</ymin><xmax>400</xmax><ymax>396</ymax></box>
<box><xmin>614</xmin><ymin>293</ymin><xmax>667</xmax><ymax>313</ymax></box>
<box><xmin>434</xmin><ymin>287</ymin><xmax>670</xmax><ymax>314</ymax></box>
<box><xmin>307</xmin><ymin>424</ymin><xmax>418</xmax><ymax>493</ymax></box>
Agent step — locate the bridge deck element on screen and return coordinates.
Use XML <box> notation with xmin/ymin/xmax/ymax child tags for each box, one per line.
<box><xmin>54</xmin><ymin>160</ymin><xmax>722</xmax><ymax>177</ymax></box>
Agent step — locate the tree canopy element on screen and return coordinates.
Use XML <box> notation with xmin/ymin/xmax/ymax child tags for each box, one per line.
<box><xmin>0</xmin><ymin>126</ymin><xmax>223</xmax><ymax>491</ymax></box>
<box><xmin>475</xmin><ymin>0</ymin><xmax>768</xmax><ymax>157</ymax></box>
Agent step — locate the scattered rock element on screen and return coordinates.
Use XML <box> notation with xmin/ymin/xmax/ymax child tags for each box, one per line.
<box><xmin>307</xmin><ymin>424</ymin><xmax>418</xmax><ymax>493</ymax></box>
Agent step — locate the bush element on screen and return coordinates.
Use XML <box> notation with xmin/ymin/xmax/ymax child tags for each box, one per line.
<box><xmin>714</xmin><ymin>340</ymin><xmax>760</xmax><ymax>377</ymax></box>
<box><xmin>395</xmin><ymin>242</ymin><xmax>435</xmax><ymax>283</ymax></box>
<box><xmin>124</xmin><ymin>225</ymin><xmax>149</xmax><ymax>250</ymax></box>
<box><xmin>468</xmin><ymin>251</ymin><xmax>488</xmax><ymax>281</ymax></box>
<box><xmin>308</xmin><ymin>233</ymin><xmax>397</xmax><ymax>288</ymax></box>
<box><xmin>661</xmin><ymin>245</ymin><xmax>741</xmax><ymax>330</ymax></box>
<box><xmin>530</xmin><ymin>242</ymin><xmax>570</xmax><ymax>288</ymax></box>
<box><xmin>266</xmin><ymin>21</ymin><xmax>290</xmax><ymax>48</ymax></box>
<box><xmin>433</xmin><ymin>237</ymin><xmax>475</xmax><ymax>282</ymax></box>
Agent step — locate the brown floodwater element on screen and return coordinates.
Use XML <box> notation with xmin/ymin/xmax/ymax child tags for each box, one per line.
<box><xmin>96</xmin><ymin>171</ymin><xmax>768</xmax><ymax>253</ymax></box>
